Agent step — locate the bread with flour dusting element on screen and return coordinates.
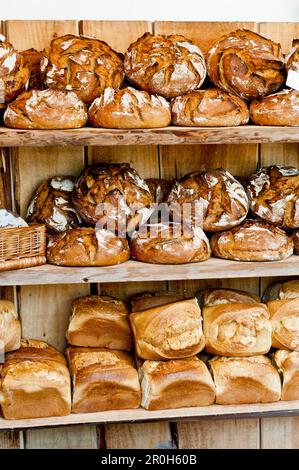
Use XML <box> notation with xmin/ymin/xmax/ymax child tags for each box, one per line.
<box><xmin>250</xmin><ymin>89</ymin><xmax>299</xmax><ymax>126</ymax></box>
<box><xmin>0</xmin><ymin>35</ymin><xmax>29</xmax><ymax>103</ymax></box>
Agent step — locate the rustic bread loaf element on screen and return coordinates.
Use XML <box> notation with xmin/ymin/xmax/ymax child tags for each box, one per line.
<box><xmin>0</xmin><ymin>36</ymin><xmax>29</xmax><ymax>103</ymax></box>
<box><xmin>131</xmin><ymin>291</ymin><xmax>187</xmax><ymax>312</ymax></box>
<box><xmin>267</xmin><ymin>298</ymin><xmax>299</xmax><ymax>350</ymax></box>
<box><xmin>250</xmin><ymin>89</ymin><xmax>299</xmax><ymax>126</ymax></box>
<box><xmin>294</xmin><ymin>230</ymin><xmax>299</xmax><ymax>254</ymax></box>
<box><xmin>21</xmin><ymin>48</ymin><xmax>43</xmax><ymax>90</ymax></box>
<box><xmin>286</xmin><ymin>45</ymin><xmax>299</xmax><ymax>73</ymax></box>
<box><xmin>273</xmin><ymin>349</ymin><xmax>299</xmax><ymax>401</ymax></box>
<box><xmin>198</xmin><ymin>288</ymin><xmax>260</xmax><ymax>307</ymax></box>
<box><xmin>145</xmin><ymin>178</ymin><xmax>172</xmax><ymax>204</ymax></box>
<box><xmin>0</xmin><ymin>300</ymin><xmax>21</xmax><ymax>352</ymax></box>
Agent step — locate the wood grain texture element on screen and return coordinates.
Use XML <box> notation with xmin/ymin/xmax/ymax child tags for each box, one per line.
<box><xmin>24</xmin><ymin>425</ymin><xmax>97</xmax><ymax>449</ymax></box>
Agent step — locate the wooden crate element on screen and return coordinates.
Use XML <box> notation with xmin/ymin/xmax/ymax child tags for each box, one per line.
<box><xmin>0</xmin><ymin>19</ymin><xmax>299</xmax><ymax>450</ymax></box>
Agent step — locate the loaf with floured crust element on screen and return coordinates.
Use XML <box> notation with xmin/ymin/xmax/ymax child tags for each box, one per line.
<box><xmin>250</xmin><ymin>89</ymin><xmax>299</xmax><ymax>126</ymax></box>
<box><xmin>267</xmin><ymin>298</ymin><xmax>299</xmax><ymax>350</ymax></box>
<box><xmin>139</xmin><ymin>357</ymin><xmax>215</xmax><ymax>410</ymax></box>
<box><xmin>47</xmin><ymin>227</ymin><xmax>130</xmax><ymax>267</ymax></box>
<box><xmin>273</xmin><ymin>349</ymin><xmax>299</xmax><ymax>401</ymax></box>
<box><xmin>131</xmin><ymin>291</ymin><xmax>187</xmax><ymax>312</ymax></box>
<box><xmin>66</xmin><ymin>295</ymin><xmax>132</xmax><ymax>350</ymax></box>
<box><xmin>207</xmin><ymin>29</ymin><xmax>285</xmax><ymax>100</ymax></box>
<box><xmin>171</xmin><ymin>88</ymin><xmax>249</xmax><ymax>127</ymax></box>
<box><xmin>209</xmin><ymin>355</ymin><xmax>281</xmax><ymax>405</ymax></box>
<box><xmin>0</xmin><ymin>339</ymin><xmax>71</xmax><ymax>419</ymax></box>
<box><xmin>203</xmin><ymin>302</ymin><xmax>272</xmax><ymax>356</ymax></box>
<box><xmin>0</xmin><ymin>36</ymin><xmax>29</xmax><ymax>103</ymax></box>
<box><xmin>198</xmin><ymin>288</ymin><xmax>260</xmax><ymax>307</ymax></box>
<box><xmin>211</xmin><ymin>219</ymin><xmax>293</xmax><ymax>261</ymax></box>
<box><xmin>124</xmin><ymin>32</ymin><xmax>206</xmax><ymax>98</ymax></box>
<box><xmin>41</xmin><ymin>34</ymin><xmax>124</xmax><ymax>105</ymax></box>
<box><xmin>89</xmin><ymin>87</ymin><xmax>171</xmax><ymax>129</ymax></box>
<box><xmin>4</xmin><ymin>89</ymin><xmax>88</xmax><ymax>129</ymax></box>
<box><xmin>21</xmin><ymin>48</ymin><xmax>43</xmax><ymax>90</ymax></box>
<box><xmin>130</xmin><ymin>297</ymin><xmax>205</xmax><ymax>360</ymax></box>
<box><xmin>0</xmin><ymin>300</ymin><xmax>21</xmax><ymax>352</ymax></box>
<box><xmin>246</xmin><ymin>166</ymin><xmax>299</xmax><ymax>229</ymax></box>
<box><xmin>286</xmin><ymin>45</ymin><xmax>299</xmax><ymax>73</ymax></box>
<box><xmin>66</xmin><ymin>347</ymin><xmax>141</xmax><ymax>413</ymax></box>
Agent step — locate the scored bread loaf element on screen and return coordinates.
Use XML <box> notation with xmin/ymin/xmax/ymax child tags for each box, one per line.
<box><xmin>0</xmin><ymin>36</ymin><xmax>29</xmax><ymax>103</ymax></box>
<box><xmin>267</xmin><ymin>298</ymin><xmax>299</xmax><ymax>350</ymax></box>
<box><xmin>273</xmin><ymin>349</ymin><xmax>299</xmax><ymax>401</ymax></box>
<box><xmin>250</xmin><ymin>89</ymin><xmax>299</xmax><ymax>126</ymax></box>
<box><xmin>139</xmin><ymin>357</ymin><xmax>215</xmax><ymax>410</ymax></box>
<box><xmin>21</xmin><ymin>48</ymin><xmax>43</xmax><ymax>90</ymax></box>
<box><xmin>67</xmin><ymin>347</ymin><xmax>141</xmax><ymax>413</ymax></box>
<box><xmin>211</xmin><ymin>219</ymin><xmax>294</xmax><ymax>261</ymax></box>
<box><xmin>124</xmin><ymin>32</ymin><xmax>206</xmax><ymax>98</ymax></box>
<box><xmin>131</xmin><ymin>291</ymin><xmax>187</xmax><ymax>312</ymax></box>
<box><xmin>47</xmin><ymin>227</ymin><xmax>130</xmax><ymax>267</ymax></box>
<box><xmin>130</xmin><ymin>298</ymin><xmax>205</xmax><ymax>360</ymax></box>
<box><xmin>287</xmin><ymin>45</ymin><xmax>299</xmax><ymax>73</ymax></box>
<box><xmin>171</xmin><ymin>88</ymin><xmax>249</xmax><ymax>127</ymax></box>
<box><xmin>0</xmin><ymin>300</ymin><xmax>21</xmax><ymax>352</ymax></box>
<box><xmin>66</xmin><ymin>295</ymin><xmax>132</xmax><ymax>350</ymax></box>
<box><xmin>207</xmin><ymin>29</ymin><xmax>285</xmax><ymax>100</ymax></box>
<box><xmin>41</xmin><ymin>34</ymin><xmax>124</xmax><ymax>104</ymax></box>
<box><xmin>89</xmin><ymin>87</ymin><xmax>171</xmax><ymax>129</ymax></box>
<box><xmin>209</xmin><ymin>355</ymin><xmax>281</xmax><ymax>405</ymax></box>
<box><xmin>198</xmin><ymin>288</ymin><xmax>260</xmax><ymax>307</ymax></box>
<box><xmin>4</xmin><ymin>89</ymin><xmax>88</xmax><ymax>129</ymax></box>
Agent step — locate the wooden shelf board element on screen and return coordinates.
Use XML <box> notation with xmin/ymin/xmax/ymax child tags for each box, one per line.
<box><xmin>1</xmin><ymin>401</ymin><xmax>299</xmax><ymax>431</ymax></box>
<box><xmin>0</xmin><ymin>256</ymin><xmax>298</xmax><ymax>286</ymax></box>
<box><xmin>1</xmin><ymin>126</ymin><xmax>299</xmax><ymax>147</ymax></box>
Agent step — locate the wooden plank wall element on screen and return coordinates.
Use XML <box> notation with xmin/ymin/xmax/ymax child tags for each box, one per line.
<box><xmin>0</xmin><ymin>19</ymin><xmax>298</xmax><ymax>449</ymax></box>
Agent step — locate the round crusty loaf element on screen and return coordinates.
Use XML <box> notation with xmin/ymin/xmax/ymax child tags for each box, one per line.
<box><xmin>145</xmin><ymin>178</ymin><xmax>172</xmax><ymax>204</ymax></box>
<box><xmin>246</xmin><ymin>166</ymin><xmax>299</xmax><ymax>229</ymax></box>
<box><xmin>47</xmin><ymin>227</ymin><xmax>130</xmax><ymax>267</ymax></box>
<box><xmin>171</xmin><ymin>88</ymin><xmax>249</xmax><ymax>127</ymax></box>
<box><xmin>250</xmin><ymin>89</ymin><xmax>299</xmax><ymax>126</ymax></box>
<box><xmin>167</xmin><ymin>168</ymin><xmax>249</xmax><ymax>232</ymax></box>
<box><xmin>207</xmin><ymin>29</ymin><xmax>286</xmax><ymax>100</ymax></box>
<box><xmin>21</xmin><ymin>48</ymin><xmax>43</xmax><ymax>90</ymax></box>
<box><xmin>89</xmin><ymin>87</ymin><xmax>171</xmax><ymax>129</ymax></box>
<box><xmin>4</xmin><ymin>89</ymin><xmax>87</xmax><ymax>129</ymax></box>
<box><xmin>211</xmin><ymin>219</ymin><xmax>294</xmax><ymax>262</ymax></box>
<box><xmin>72</xmin><ymin>162</ymin><xmax>153</xmax><ymax>232</ymax></box>
<box><xmin>130</xmin><ymin>222</ymin><xmax>211</xmax><ymax>264</ymax></box>
<box><xmin>0</xmin><ymin>36</ymin><xmax>30</xmax><ymax>103</ymax></box>
<box><xmin>41</xmin><ymin>34</ymin><xmax>124</xmax><ymax>105</ymax></box>
<box><xmin>26</xmin><ymin>176</ymin><xmax>81</xmax><ymax>234</ymax></box>
<box><xmin>124</xmin><ymin>32</ymin><xmax>206</xmax><ymax>98</ymax></box>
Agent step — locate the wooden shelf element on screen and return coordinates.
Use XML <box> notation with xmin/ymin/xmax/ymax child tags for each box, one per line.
<box><xmin>0</xmin><ymin>256</ymin><xmax>298</xmax><ymax>286</ymax></box>
<box><xmin>0</xmin><ymin>125</ymin><xmax>299</xmax><ymax>147</ymax></box>
<box><xmin>1</xmin><ymin>401</ymin><xmax>299</xmax><ymax>431</ymax></box>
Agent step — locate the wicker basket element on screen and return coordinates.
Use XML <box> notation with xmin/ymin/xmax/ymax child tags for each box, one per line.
<box><xmin>0</xmin><ymin>224</ymin><xmax>46</xmax><ymax>271</ymax></box>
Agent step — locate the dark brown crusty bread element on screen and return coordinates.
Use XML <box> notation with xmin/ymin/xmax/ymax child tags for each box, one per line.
<box><xmin>4</xmin><ymin>89</ymin><xmax>88</xmax><ymax>129</ymax></box>
<box><xmin>21</xmin><ymin>48</ymin><xmax>43</xmax><ymax>90</ymax></box>
<box><xmin>47</xmin><ymin>227</ymin><xmax>130</xmax><ymax>267</ymax></box>
<box><xmin>131</xmin><ymin>291</ymin><xmax>187</xmax><ymax>312</ymax></box>
<box><xmin>89</xmin><ymin>87</ymin><xmax>171</xmax><ymax>129</ymax></box>
<box><xmin>41</xmin><ymin>34</ymin><xmax>124</xmax><ymax>105</ymax></box>
<box><xmin>0</xmin><ymin>36</ymin><xmax>30</xmax><ymax>103</ymax></box>
<box><xmin>171</xmin><ymin>88</ymin><xmax>249</xmax><ymax>126</ymax></box>
<box><xmin>211</xmin><ymin>219</ymin><xmax>294</xmax><ymax>261</ymax></box>
<box><xmin>145</xmin><ymin>178</ymin><xmax>172</xmax><ymax>204</ymax></box>
<box><xmin>294</xmin><ymin>230</ymin><xmax>299</xmax><ymax>255</ymax></box>
<box><xmin>287</xmin><ymin>45</ymin><xmax>299</xmax><ymax>72</ymax></box>
<box><xmin>250</xmin><ymin>89</ymin><xmax>299</xmax><ymax>126</ymax></box>
<box><xmin>246</xmin><ymin>166</ymin><xmax>299</xmax><ymax>229</ymax></box>
<box><xmin>124</xmin><ymin>32</ymin><xmax>206</xmax><ymax>98</ymax></box>
<box><xmin>207</xmin><ymin>29</ymin><xmax>286</xmax><ymax>100</ymax></box>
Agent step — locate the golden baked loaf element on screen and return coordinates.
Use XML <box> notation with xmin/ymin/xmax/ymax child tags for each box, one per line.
<box><xmin>4</xmin><ymin>89</ymin><xmax>88</xmax><ymax>129</ymax></box>
<box><xmin>198</xmin><ymin>288</ymin><xmax>260</xmax><ymax>307</ymax></box>
<box><xmin>21</xmin><ymin>48</ymin><xmax>43</xmax><ymax>90</ymax></box>
<box><xmin>67</xmin><ymin>347</ymin><xmax>141</xmax><ymax>413</ymax></box>
<box><xmin>246</xmin><ymin>166</ymin><xmax>299</xmax><ymax>229</ymax></box>
<box><xmin>294</xmin><ymin>230</ymin><xmax>299</xmax><ymax>254</ymax></box>
<box><xmin>131</xmin><ymin>291</ymin><xmax>187</xmax><ymax>312</ymax></box>
<box><xmin>41</xmin><ymin>34</ymin><xmax>124</xmax><ymax>105</ymax></box>
<box><xmin>0</xmin><ymin>300</ymin><xmax>21</xmax><ymax>352</ymax></box>
<box><xmin>211</xmin><ymin>219</ymin><xmax>293</xmax><ymax>261</ymax></box>
<box><xmin>209</xmin><ymin>355</ymin><xmax>281</xmax><ymax>405</ymax></box>
<box><xmin>47</xmin><ymin>227</ymin><xmax>130</xmax><ymax>267</ymax></box>
<box><xmin>250</xmin><ymin>89</ymin><xmax>299</xmax><ymax>126</ymax></box>
<box><xmin>139</xmin><ymin>357</ymin><xmax>215</xmax><ymax>410</ymax></box>
<box><xmin>171</xmin><ymin>88</ymin><xmax>249</xmax><ymax>127</ymax></box>
<box><xmin>287</xmin><ymin>45</ymin><xmax>299</xmax><ymax>72</ymax></box>
<box><xmin>124</xmin><ymin>32</ymin><xmax>206</xmax><ymax>98</ymax></box>
<box><xmin>130</xmin><ymin>222</ymin><xmax>211</xmax><ymax>264</ymax></box>
<box><xmin>0</xmin><ymin>36</ymin><xmax>29</xmax><ymax>103</ymax></box>
<box><xmin>203</xmin><ymin>302</ymin><xmax>272</xmax><ymax>356</ymax></box>
<box><xmin>145</xmin><ymin>178</ymin><xmax>172</xmax><ymax>204</ymax></box>
<box><xmin>273</xmin><ymin>349</ymin><xmax>299</xmax><ymax>401</ymax></box>
<box><xmin>207</xmin><ymin>29</ymin><xmax>285</xmax><ymax>100</ymax></box>
<box><xmin>26</xmin><ymin>176</ymin><xmax>81</xmax><ymax>234</ymax></box>
<box><xmin>130</xmin><ymin>297</ymin><xmax>205</xmax><ymax>360</ymax></box>
<box><xmin>66</xmin><ymin>295</ymin><xmax>132</xmax><ymax>350</ymax></box>
<box><xmin>267</xmin><ymin>298</ymin><xmax>299</xmax><ymax>350</ymax></box>
<box><xmin>72</xmin><ymin>162</ymin><xmax>153</xmax><ymax>232</ymax></box>
<box><xmin>89</xmin><ymin>87</ymin><xmax>171</xmax><ymax>129</ymax></box>
<box><xmin>0</xmin><ymin>339</ymin><xmax>71</xmax><ymax>419</ymax></box>
<box><xmin>167</xmin><ymin>169</ymin><xmax>249</xmax><ymax>232</ymax></box>
<box><xmin>262</xmin><ymin>280</ymin><xmax>299</xmax><ymax>302</ymax></box>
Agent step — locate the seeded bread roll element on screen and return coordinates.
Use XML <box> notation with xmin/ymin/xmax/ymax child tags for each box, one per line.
<box><xmin>207</xmin><ymin>29</ymin><xmax>285</xmax><ymax>100</ymax></box>
<box><xmin>171</xmin><ymin>88</ymin><xmax>249</xmax><ymax>127</ymax></box>
<box><xmin>246</xmin><ymin>166</ymin><xmax>299</xmax><ymax>229</ymax></box>
<box><xmin>273</xmin><ymin>349</ymin><xmax>299</xmax><ymax>401</ymax></box>
<box><xmin>0</xmin><ymin>36</ymin><xmax>29</xmax><ymax>103</ymax></box>
<box><xmin>250</xmin><ymin>89</ymin><xmax>299</xmax><ymax>126</ymax></box>
<box><xmin>21</xmin><ymin>48</ymin><xmax>43</xmax><ymax>90</ymax></box>
<box><xmin>89</xmin><ymin>87</ymin><xmax>171</xmax><ymax>129</ymax></box>
<box><xmin>124</xmin><ymin>32</ymin><xmax>206</xmax><ymax>98</ymax></box>
<box><xmin>41</xmin><ymin>34</ymin><xmax>124</xmax><ymax>104</ymax></box>
<box><xmin>211</xmin><ymin>219</ymin><xmax>293</xmax><ymax>261</ymax></box>
<box><xmin>4</xmin><ymin>89</ymin><xmax>88</xmax><ymax>129</ymax></box>
<box><xmin>0</xmin><ymin>300</ymin><xmax>21</xmax><ymax>352</ymax></box>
